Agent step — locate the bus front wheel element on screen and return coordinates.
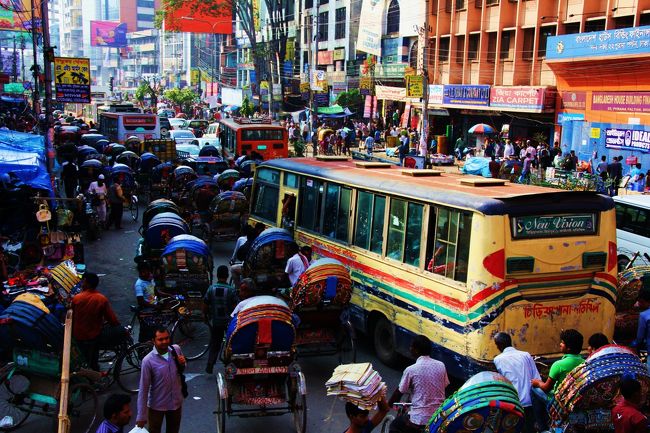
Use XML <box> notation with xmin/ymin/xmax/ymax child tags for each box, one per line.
<box><xmin>373</xmin><ymin>317</ymin><xmax>401</xmax><ymax>367</ymax></box>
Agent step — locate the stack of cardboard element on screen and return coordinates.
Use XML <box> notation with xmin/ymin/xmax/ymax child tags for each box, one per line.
<box><xmin>325</xmin><ymin>362</ymin><xmax>386</xmax><ymax>410</ymax></box>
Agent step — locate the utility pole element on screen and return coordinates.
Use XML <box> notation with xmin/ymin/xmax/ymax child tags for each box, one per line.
<box><xmin>420</xmin><ymin>0</ymin><xmax>430</xmax><ymax>155</ymax></box>
<box><xmin>309</xmin><ymin>8</ymin><xmax>319</xmax><ymax>144</ymax></box>
<box><xmin>41</xmin><ymin>0</ymin><xmax>55</xmax><ymax>173</ymax></box>
<box><xmin>30</xmin><ymin>0</ymin><xmax>40</xmax><ymax>115</ymax></box>
<box><xmin>11</xmin><ymin>36</ymin><xmax>17</xmax><ymax>82</ymax></box>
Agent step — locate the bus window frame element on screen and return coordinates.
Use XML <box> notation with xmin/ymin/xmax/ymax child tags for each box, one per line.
<box><xmin>251</xmin><ymin>168</ymin><xmax>281</xmax><ymax>223</ymax></box>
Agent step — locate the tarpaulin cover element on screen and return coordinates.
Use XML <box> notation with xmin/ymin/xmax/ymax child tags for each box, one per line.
<box><xmin>163</xmin><ymin>234</ymin><xmax>210</xmax><ymax>257</ymax></box>
<box><xmin>461</xmin><ymin>157</ymin><xmax>492</xmax><ymax>178</ymax></box>
<box><xmin>0</xmin><ymin>300</ymin><xmax>64</xmax><ymax>351</ymax></box>
<box><xmin>0</xmin><ymin>130</ymin><xmax>52</xmax><ymax>193</ymax></box>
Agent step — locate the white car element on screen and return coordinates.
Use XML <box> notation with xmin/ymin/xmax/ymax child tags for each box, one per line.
<box><xmin>613</xmin><ymin>195</ymin><xmax>650</xmax><ymax>269</ymax></box>
<box><xmin>169</xmin><ymin>129</ymin><xmax>197</xmax><ymax>146</ymax></box>
<box><xmin>176</xmin><ymin>143</ymin><xmax>200</xmax><ymax>158</ymax></box>
<box><xmin>169</xmin><ymin>118</ymin><xmax>189</xmax><ymax>130</ymax></box>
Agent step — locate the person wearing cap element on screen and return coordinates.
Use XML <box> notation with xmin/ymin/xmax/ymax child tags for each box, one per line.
<box><xmin>88</xmin><ymin>174</ymin><xmax>108</xmax><ymax>226</ymax></box>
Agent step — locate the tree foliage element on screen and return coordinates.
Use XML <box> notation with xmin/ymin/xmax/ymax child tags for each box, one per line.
<box><xmin>335</xmin><ymin>89</ymin><xmax>363</xmax><ymax>110</ymax></box>
<box><xmin>240</xmin><ymin>95</ymin><xmax>254</xmax><ymax>117</ymax></box>
<box><xmin>134</xmin><ymin>80</ymin><xmax>161</xmax><ymax>107</ymax></box>
<box><xmin>163</xmin><ymin>87</ymin><xmax>198</xmax><ymax>112</ymax></box>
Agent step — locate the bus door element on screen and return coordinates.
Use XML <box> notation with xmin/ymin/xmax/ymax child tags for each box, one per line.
<box><xmin>279</xmin><ymin>172</ymin><xmax>299</xmax><ymax>230</ymax></box>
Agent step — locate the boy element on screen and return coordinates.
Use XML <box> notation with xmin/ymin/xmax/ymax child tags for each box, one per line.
<box><xmin>531</xmin><ymin>329</ymin><xmax>584</xmax><ymax>431</ymax></box>
<box><xmin>203</xmin><ymin>265</ymin><xmax>237</xmax><ymax>374</ymax></box>
<box><xmin>134</xmin><ymin>262</ymin><xmax>157</xmax><ymax>342</ymax></box>
<box><xmin>612</xmin><ymin>376</ymin><xmax>648</xmax><ymax>433</ymax></box>
<box><xmin>344</xmin><ymin>396</ymin><xmax>390</xmax><ymax>433</ymax></box>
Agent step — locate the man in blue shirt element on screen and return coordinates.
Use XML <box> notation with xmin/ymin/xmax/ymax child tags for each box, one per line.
<box><xmin>632</xmin><ymin>281</ymin><xmax>650</xmax><ymax>373</ymax></box>
<box><xmin>96</xmin><ymin>394</ymin><xmax>132</xmax><ymax>433</ymax></box>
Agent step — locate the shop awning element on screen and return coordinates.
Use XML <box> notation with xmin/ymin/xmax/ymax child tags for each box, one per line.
<box><xmin>317</xmin><ymin>104</ymin><xmax>344</xmax><ymax>114</ymax></box>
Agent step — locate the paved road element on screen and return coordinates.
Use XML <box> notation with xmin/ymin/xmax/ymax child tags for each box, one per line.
<box><xmin>18</xmin><ymin>210</ymin><xmax>404</xmax><ymax>433</ymax></box>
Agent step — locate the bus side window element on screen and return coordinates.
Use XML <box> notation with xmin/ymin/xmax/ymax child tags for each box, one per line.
<box><xmin>404</xmin><ymin>202</ymin><xmax>423</xmax><ymax>267</ymax></box>
<box><xmin>322</xmin><ymin>184</ymin><xmax>352</xmax><ymax>243</ymax></box>
<box><xmin>281</xmin><ymin>193</ymin><xmax>296</xmax><ymax>229</ymax></box>
<box><xmin>298</xmin><ymin>178</ymin><xmax>324</xmax><ymax>233</ymax></box>
<box><xmin>425</xmin><ymin>205</ymin><xmax>438</xmax><ymax>272</ymax></box>
<box><xmin>370</xmin><ymin>196</ymin><xmax>386</xmax><ymax>255</ymax></box>
<box><xmin>354</xmin><ymin>191</ymin><xmax>373</xmax><ymax>249</ymax></box>
<box><xmin>251</xmin><ymin>168</ymin><xmax>280</xmax><ymax>222</ymax></box>
<box><xmin>455</xmin><ymin>212</ymin><xmax>473</xmax><ymax>283</ymax></box>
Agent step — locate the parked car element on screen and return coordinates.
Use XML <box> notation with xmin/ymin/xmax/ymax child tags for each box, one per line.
<box><xmin>203</xmin><ymin>122</ymin><xmax>220</xmax><ymax>139</ymax></box>
<box><xmin>169</xmin><ymin>118</ymin><xmax>189</xmax><ymax>130</ymax></box>
<box><xmin>188</xmin><ymin>119</ymin><xmax>210</xmax><ymax>138</ymax></box>
<box><xmin>157</xmin><ymin>108</ymin><xmax>176</xmax><ymax>118</ymax></box>
<box><xmin>613</xmin><ymin>195</ymin><xmax>650</xmax><ymax>270</ymax></box>
<box><xmin>175</xmin><ymin>143</ymin><xmax>200</xmax><ymax>158</ymax></box>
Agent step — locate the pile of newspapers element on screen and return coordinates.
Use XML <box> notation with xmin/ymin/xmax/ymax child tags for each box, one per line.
<box><xmin>325</xmin><ymin>363</ymin><xmax>387</xmax><ymax>410</ymax></box>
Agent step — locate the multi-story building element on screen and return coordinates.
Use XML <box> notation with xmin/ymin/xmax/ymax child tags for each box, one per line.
<box><xmin>120</xmin><ymin>0</ymin><xmax>158</xmax><ymax>31</ymax></box>
<box><xmin>59</xmin><ymin>0</ymin><xmax>83</xmax><ymax>59</ymax></box>
<box><xmin>123</xmin><ymin>29</ymin><xmax>160</xmax><ymax>88</ymax></box>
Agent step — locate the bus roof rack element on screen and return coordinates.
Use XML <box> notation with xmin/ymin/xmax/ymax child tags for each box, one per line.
<box><xmin>316</xmin><ymin>155</ymin><xmax>351</xmax><ymax>162</ymax></box>
<box><xmin>232</xmin><ymin>116</ymin><xmax>273</xmax><ymax>124</ymax></box>
<box><xmin>459</xmin><ymin>178</ymin><xmax>507</xmax><ymax>187</ymax></box>
<box><xmin>354</xmin><ymin>161</ymin><xmax>392</xmax><ymax>169</ymax></box>
<box><xmin>401</xmin><ymin>169</ymin><xmax>443</xmax><ymax>177</ymax></box>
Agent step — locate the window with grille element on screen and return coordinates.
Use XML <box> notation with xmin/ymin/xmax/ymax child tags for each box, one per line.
<box><xmin>486</xmin><ymin>32</ymin><xmax>497</xmax><ymax>62</ymax></box>
<box><xmin>439</xmin><ymin>36</ymin><xmax>450</xmax><ymax>62</ymax></box>
<box><xmin>456</xmin><ymin>35</ymin><xmax>465</xmax><ymax>63</ymax></box>
<box><xmin>522</xmin><ymin>28</ymin><xmax>534</xmax><ymax>61</ymax></box>
<box><xmin>537</xmin><ymin>25</ymin><xmax>556</xmax><ymax>58</ymax></box>
<box><xmin>318</xmin><ymin>11</ymin><xmax>328</xmax><ymax>41</ymax></box>
<box><xmin>386</xmin><ymin>0</ymin><xmax>400</xmax><ymax>34</ymax></box>
<box><xmin>500</xmin><ymin>30</ymin><xmax>513</xmax><ymax>60</ymax></box>
<box><xmin>456</xmin><ymin>0</ymin><xmax>465</xmax><ymax>10</ymax></box>
<box><xmin>468</xmin><ymin>33</ymin><xmax>479</xmax><ymax>60</ymax></box>
<box><xmin>335</xmin><ymin>8</ymin><xmax>346</xmax><ymax>40</ymax></box>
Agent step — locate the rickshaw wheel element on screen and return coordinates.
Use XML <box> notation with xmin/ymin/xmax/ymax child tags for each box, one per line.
<box><xmin>115</xmin><ymin>341</ymin><xmax>153</xmax><ymax>394</ymax></box>
<box><xmin>0</xmin><ymin>368</ymin><xmax>30</xmax><ymax>431</ymax></box>
<box><xmin>62</xmin><ymin>382</ymin><xmax>98</xmax><ymax>433</ymax></box>
<box><xmin>290</xmin><ymin>372</ymin><xmax>307</xmax><ymax>433</ymax></box>
<box><xmin>171</xmin><ymin>318</ymin><xmax>211</xmax><ymax>360</ymax></box>
<box><xmin>337</xmin><ymin>321</ymin><xmax>357</xmax><ymax>365</ymax></box>
<box><xmin>215</xmin><ymin>373</ymin><xmax>227</xmax><ymax>433</ymax></box>
<box><xmin>129</xmin><ymin>196</ymin><xmax>139</xmax><ymax>222</ymax></box>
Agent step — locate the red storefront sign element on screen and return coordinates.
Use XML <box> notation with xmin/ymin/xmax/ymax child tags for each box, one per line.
<box><xmin>561</xmin><ymin>91</ymin><xmax>587</xmax><ymax>110</ymax></box>
<box><xmin>317</xmin><ymin>50</ymin><xmax>333</xmax><ymax>65</ymax></box>
<box><xmin>490</xmin><ymin>86</ymin><xmax>554</xmax><ymax>112</ymax></box>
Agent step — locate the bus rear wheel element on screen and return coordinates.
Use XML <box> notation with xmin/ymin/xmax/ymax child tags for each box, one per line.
<box><xmin>373</xmin><ymin>317</ymin><xmax>401</xmax><ymax>367</ymax></box>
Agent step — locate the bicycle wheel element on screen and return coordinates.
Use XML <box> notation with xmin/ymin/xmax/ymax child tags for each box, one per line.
<box><xmin>171</xmin><ymin>318</ymin><xmax>211</xmax><ymax>361</ymax></box>
<box><xmin>66</xmin><ymin>382</ymin><xmax>98</xmax><ymax>433</ymax></box>
<box><xmin>0</xmin><ymin>367</ymin><xmax>30</xmax><ymax>432</ymax></box>
<box><xmin>114</xmin><ymin>341</ymin><xmax>153</xmax><ymax>394</ymax></box>
<box><xmin>129</xmin><ymin>196</ymin><xmax>139</xmax><ymax>222</ymax></box>
<box><xmin>380</xmin><ymin>414</ymin><xmax>395</xmax><ymax>433</ymax></box>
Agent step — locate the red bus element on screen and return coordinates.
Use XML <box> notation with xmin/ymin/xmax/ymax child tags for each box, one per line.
<box><xmin>219</xmin><ymin>117</ymin><xmax>288</xmax><ymax>159</ymax></box>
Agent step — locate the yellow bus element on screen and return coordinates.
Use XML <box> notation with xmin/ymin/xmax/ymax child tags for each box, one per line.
<box><xmin>248</xmin><ymin>157</ymin><xmax>618</xmax><ymax>378</ymax></box>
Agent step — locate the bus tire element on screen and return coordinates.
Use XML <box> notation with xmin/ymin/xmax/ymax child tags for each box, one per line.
<box><xmin>373</xmin><ymin>316</ymin><xmax>401</xmax><ymax>367</ymax></box>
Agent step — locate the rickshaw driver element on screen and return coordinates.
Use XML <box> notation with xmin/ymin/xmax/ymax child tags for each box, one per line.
<box><xmin>230</xmin><ymin>278</ymin><xmax>290</xmax><ymax>318</ymax></box>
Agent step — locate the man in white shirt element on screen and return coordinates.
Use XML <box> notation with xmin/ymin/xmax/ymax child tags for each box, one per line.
<box><xmin>503</xmin><ymin>140</ymin><xmax>515</xmax><ymax>158</ymax></box>
<box><xmin>388</xmin><ymin>335</ymin><xmax>449</xmax><ymax>432</ymax></box>
<box><xmin>493</xmin><ymin>332</ymin><xmax>541</xmax><ymax>433</ymax></box>
<box><xmin>285</xmin><ymin>245</ymin><xmax>311</xmax><ymax>286</ymax></box>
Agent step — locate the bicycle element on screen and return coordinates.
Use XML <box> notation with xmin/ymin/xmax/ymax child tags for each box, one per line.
<box><xmin>380</xmin><ymin>402</ymin><xmax>415</xmax><ymax>433</ymax></box>
<box><xmin>127</xmin><ymin>193</ymin><xmax>139</xmax><ymax>222</ymax></box>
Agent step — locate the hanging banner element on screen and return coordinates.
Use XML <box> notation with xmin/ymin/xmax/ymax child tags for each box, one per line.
<box><xmin>54</xmin><ymin>57</ymin><xmax>91</xmax><ymax>103</ymax></box>
<box><xmin>359</xmin><ymin>77</ymin><xmax>373</xmax><ymax>96</ymax></box>
<box><xmin>401</xmin><ymin>102</ymin><xmax>411</xmax><ymax>128</ymax></box>
<box><xmin>376</xmin><ymin>85</ymin><xmax>406</xmax><ymax>101</ymax></box>
<box><xmin>406</xmin><ymin>76</ymin><xmax>424</xmax><ymax>98</ymax></box>
<box><xmin>357</xmin><ymin>0</ymin><xmax>384</xmax><ymax>56</ymax></box>
<box><xmin>429</xmin><ymin>85</ymin><xmax>444</xmax><ymax>105</ymax></box>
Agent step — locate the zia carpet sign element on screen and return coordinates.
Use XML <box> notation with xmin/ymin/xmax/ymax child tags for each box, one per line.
<box><xmin>605</xmin><ymin>127</ymin><xmax>650</xmax><ymax>153</ymax></box>
<box><xmin>54</xmin><ymin>57</ymin><xmax>91</xmax><ymax>104</ymax></box>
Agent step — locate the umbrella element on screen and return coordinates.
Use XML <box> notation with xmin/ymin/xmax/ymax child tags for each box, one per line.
<box><xmin>468</xmin><ymin>123</ymin><xmax>495</xmax><ymax>134</ymax></box>
<box><xmin>81</xmin><ymin>159</ymin><xmax>103</xmax><ymax>169</ymax></box>
<box><xmin>199</xmin><ymin>145</ymin><xmax>220</xmax><ymax>157</ymax></box>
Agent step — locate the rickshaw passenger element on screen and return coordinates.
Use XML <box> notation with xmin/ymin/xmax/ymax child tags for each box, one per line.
<box><xmin>229</xmin><ymin>278</ymin><xmax>289</xmax><ymax>318</ymax></box>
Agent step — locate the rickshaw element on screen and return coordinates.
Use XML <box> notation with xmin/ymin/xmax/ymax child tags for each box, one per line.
<box><xmin>549</xmin><ymin>345</ymin><xmax>650</xmax><ymax>433</ymax></box>
<box><xmin>79</xmin><ymin>159</ymin><xmax>107</xmax><ymax>192</ymax></box>
<box><xmin>216</xmin><ymin>301</ymin><xmax>307</xmax><ymax>433</ymax></box>
<box><xmin>150</xmin><ymin>162</ymin><xmax>174</xmax><ymax>201</ymax></box>
<box><xmin>427</xmin><ymin>371</ymin><xmax>525</xmax><ymax>433</ymax></box>
<box><xmin>158</xmin><ymin>234</ymin><xmax>213</xmax><ymax>360</ymax></box>
<box><xmin>209</xmin><ymin>191</ymin><xmax>248</xmax><ymax>242</ymax></box>
<box><xmin>76</xmin><ymin>145</ymin><xmax>98</xmax><ymax>165</ymax></box>
<box><xmin>217</xmin><ymin>169</ymin><xmax>240</xmax><ymax>191</ymax></box>
<box><xmin>170</xmin><ymin>166</ymin><xmax>197</xmax><ymax>203</ymax></box>
<box><xmin>55</xmin><ymin>125</ymin><xmax>80</xmax><ymax>146</ymax></box>
<box><xmin>233</xmin><ymin>178</ymin><xmax>254</xmax><ymax>201</ymax></box>
<box><xmin>104</xmin><ymin>143</ymin><xmax>126</xmax><ymax>163</ymax></box>
<box><xmin>79</xmin><ymin>133</ymin><xmax>106</xmax><ymax>150</ymax></box>
<box><xmin>56</xmin><ymin>142</ymin><xmax>78</xmax><ymax>165</ymax></box>
<box><xmin>124</xmin><ymin>136</ymin><xmax>142</xmax><ymax>153</ymax></box>
<box><xmin>185</xmin><ymin>178</ymin><xmax>220</xmax><ymax>244</ymax></box>
<box><xmin>140</xmin><ymin>199</ymin><xmax>181</xmax><ymax>234</ymax></box>
<box><xmin>108</xmin><ymin>163</ymin><xmax>139</xmax><ymax>222</ymax></box>
<box><xmin>238</xmin><ymin>160</ymin><xmax>256</xmax><ymax>178</ymax></box>
<box><xmin>290</xmin><ymin>258</ymin><xmax>356</xmax><ymax>363</ymax></box>
<box><xmin>242</xmin><ymin>228</ymin><xmax>296</xmax><ymax>292</ymax></box>
<box><xmin>136</xmin><ymin>153</ymin><xmax>162</xmax><ymax>204</ymax></box>
<box><xmin>115</xmin><ymin>151</ymin><xmax>141</xmax><ymax>170</ymax></box>
<box><xmin>195</xmin><ymin>156</ymin><xmax>228</xmax><ymax>178</ymax></box>
<box><xmin>135</xmin><ymin>211</ymin><xmax>189</xmax><ymax>280</ymax></box>
<box><xmin>614</xmin><ymin>265</ymin><xmax>650</xmax><ymax>343</ymax></box>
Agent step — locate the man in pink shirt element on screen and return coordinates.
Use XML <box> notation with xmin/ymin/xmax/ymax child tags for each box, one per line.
<box><xmin>388</xmin><ymin>335</ymin><xmax>449</xmax><ymax>432</ymax></box>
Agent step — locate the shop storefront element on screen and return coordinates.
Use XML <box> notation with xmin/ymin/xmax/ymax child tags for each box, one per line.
<box><xmin>547</xmin><ymin>25</ymin><xmax>650</xmax><ymax>170</ymax></box>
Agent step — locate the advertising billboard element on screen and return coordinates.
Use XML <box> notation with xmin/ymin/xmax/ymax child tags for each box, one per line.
<box><xmin>163</xmin><ymin>1</ymin><xmax>232</xmax><ymax>34</ymax></box>
<box><xmin>54</xmin><ymin>57</ymin><xmax>91</xmax><ymax>103</ymax></box>
<box><xmin>0</xmin><ymin>0</ymin><xmax>36</xmax><ymax>32</ymax></box>
<box><xmin>90</xmin><ymin>21</ymin><xmax>128</xmax><ymax>48</ymax></box>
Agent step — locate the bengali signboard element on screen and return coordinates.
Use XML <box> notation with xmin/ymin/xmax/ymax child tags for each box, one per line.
<box><xmin>561</xmin><ymin>91</ymin><xmax>587</xmax><ymax>110</ymax></box>
<box><xmin>546</xmin><ymin>25</ymin><xmax>650</xmax><ymax>60</ymax></box>
<box><xmin>359</xmin><ymin>77</ymin><xmax>373</xmax><ymax>96</ymax></box>
<box><xmin>0</xmin><ymin>1</ymin><xmax>36</xmax><ymax>32</ymax></box>
<box><xmin>443</xmin><ymin>85</ymin><xmax>490</xmax><ymax>106</ymax></box>
<box><xmin>512</xmin><ymin>214</ymin><xmax>597</xmax><ymax>239</ymax></box>
<box><xmin>54</xmin><ymin>57</ymin><xmax>91</xmax><ymax>103</ymax></box>
<box><xmin>0</xmin><ymin>50</ymin><xmax>20</xmax><ymax>76</ymax></box>
<box><xmin>591</xmin><ymin>91</ymin><xmax>650</xmax><ymax>113</ymax></box>
<box><xmin>356</xmin><ymin>0</ymin><xmax>384</xmax><ymax>56</ymax></box>
<box><xmin>406</xmin><ymin>75</ymin><xmax>423</xmax><ymax>99</ymax></box>
<box><xmin>300</xmin><ymin>82</ymin><xmax>310</xmax><ymax>101</ymax></box>
<box><xmin>375</xmin><ymin>85</ymin><xmax>406</xmax><ymax>101</ymax></box>
<box><xmin>605</xmin><ymin>127</ymin><xmax>650</xmax><ymax>153</ymax></box>
<box><xmin>333</xmin><ymin>48</ymin><xmax>345</xmax><ymax>61</ymax></box>
<box><xmin>317</xmin><ymin>50</ymin><xmax>333</xmax><ymax>65</ymax></box>
<box><xmin>490</xmin><ymin>86</ymin><xmax>552</xmax><ymax>112</ymax></box>
<box><xmin>90</xmin><ymin>21</ymin><xmax>127</xmax><ymax>48</ymax></box>
<box><xmin>429</xmin><ymin>85</ymin><xmax>444</xmax><ymax>105</ymax></box>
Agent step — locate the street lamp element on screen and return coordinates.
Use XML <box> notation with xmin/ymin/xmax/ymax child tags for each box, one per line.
<box><xmin>181</xmin><ymin>16</ymin><xmax>228</xmax><ymax>97</ymax></box>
